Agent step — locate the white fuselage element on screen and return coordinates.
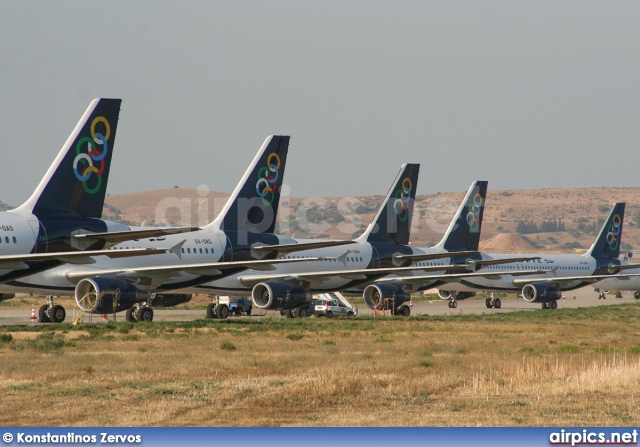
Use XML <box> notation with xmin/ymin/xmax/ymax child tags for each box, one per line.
<box><xmin>437</xmin><ymin>252</ymin><xmax>600</xmax><ymax>293</ymax></box>
<box><xmin>0</xmin><ymin>227</ymin><xmax>292</xmax><ymax>295</ymax></box>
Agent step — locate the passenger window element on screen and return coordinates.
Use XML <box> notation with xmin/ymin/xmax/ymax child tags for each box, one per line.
<box><xmin>4</xmin><ymin>237</ymin><xmax>8</xmax><ymax>243</ymax></box>
<box><xmin>187</xmin><ymin>248</ymin><xmax>191</xmax><ymax>254</ymax></box>
<box><xmin>12</xmin><ymin>237</ymin><xmax>16</xmax><ymax>243</ymax></box>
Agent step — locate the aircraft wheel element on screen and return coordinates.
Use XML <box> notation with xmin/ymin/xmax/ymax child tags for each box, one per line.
<box><xmin>137</xmin><ymin>306</ymin><xmax>154</xmax><ymax>322</ymax></box>
<box><xmin>49</xmin><ymin>305</ymin><xmax>66</xmax><ymax>323</ymax></box>
<box><xmin>126</xmin><ymin>307</ymin><xmax>137</xmax><ymax>322</ymax></box>
<box><xmin>207</xmin><ymin>303</ymin><xmax>217</xmax><ymax>319</ymax></box>
<box><xmin>284</xmin><ymin>309</ymin><xmax>294</xmax><ymax>319</ymax></box>
<box><xmin>448</xmin><ymin>301</ymin><xmax>453</xmax><ymax>308</ymax></box>
<box><xmin>550</xmin><ymin>301</ymin><xmax>558</xmax><ymax>310</ymax></box>
<box><xmin>494</xmin><ymin>299</ymin><xmax>501</xmax><ymax>309</ymax></box>
<box><xmin>38</xmin><ymin>304</ymin><xmax>51</xmax><ymax>323</ymax></box>
<box><xmin>635</xmin><ymin>291</ymin><xmax>640</xmax><ymax>300</ymax></box>
<box><xmin>216</xmin><ymin>304</ymin><xmax>229</xmax><ymax>319</ymax></box>
<box><xmin>542</xmin><ymin>303</ymin><xmax>548</xmax><ymax>309</ymax></box>
<box><xmin>451</xmin><ymin>301</ymin><xmax>458</xmax><ymax>309</ymax></box>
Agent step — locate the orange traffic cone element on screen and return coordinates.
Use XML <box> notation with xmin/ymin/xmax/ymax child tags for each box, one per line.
<box><xmin>102</xmin><ymin>314</ymin><xmax>107</xmax><ymax>321</ymax></box>
<box><xmin>31</xmin><ymin>306</ymin><xmax>36</xmax><ymax>321</ymax></box>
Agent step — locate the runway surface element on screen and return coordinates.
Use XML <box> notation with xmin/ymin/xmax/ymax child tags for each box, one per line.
<box><xmin>0</xmin><ymin>287</ymin><xmax>637</xmax><ymax>326</ymax></box>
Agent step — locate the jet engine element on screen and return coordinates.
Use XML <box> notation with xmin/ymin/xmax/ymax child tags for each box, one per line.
<box><xmin>521</xmin><ymin>283</ymin><xmax>562</xmax><ymax>303</ymax></box>
<box><xmin>75</xmin><ymin>277</ymin><xmax>149</xmax><ymax>314</ymax></box>
<box><xmin>363</xmin><ymin>284</ymin><xmax>410</xmax><ymax>309</ymax></box>
<box><xmin>0</xmin><ymin>293</ymin><xmax>15</xmax><ymax>302</ymax></box>
<box><xmin>251</xmin><ymin>282</ymin><xmax>312</xmax><ymax>310</ymax></box>
<box><xmin>437</xmin><ymin>290</ymin><xmax>476</xmax><ymax>300</ymax></box>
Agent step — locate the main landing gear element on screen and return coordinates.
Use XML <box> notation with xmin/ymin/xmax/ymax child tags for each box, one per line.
<box><xmin>38</xmin><ymin>296</ymin><xmax>66</xmax><ymax>323</ymax></box>
<box><xmin>125</xmin><ymin>304</ymin><xmax>154</xmax><ymax>322</ymax></box>
<box><xmin>484</xmin><ymin>293</ymin><xmax>501</xmax><ymax>309</ymax></box>
<box><xmin>541</xmin><ymin>301</ymin><xmax>558</xmax><ymax>310</ymax></box>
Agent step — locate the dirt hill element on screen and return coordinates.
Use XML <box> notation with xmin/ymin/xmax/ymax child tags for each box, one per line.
<box><xmin>100</xmin><ymin>187</ymin><xmax>640</xmax><ymax>253</ymax></box>
<box><xmin>479</xmin><ymin>233</ymin><xmax>540</xmax><ymax>252</ymax></box>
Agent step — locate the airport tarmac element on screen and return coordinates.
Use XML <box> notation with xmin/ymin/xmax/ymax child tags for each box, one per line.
<box><xmin>0</xmin><ymin>287</ymin><xmax>637</xmax><ymax>326</ymax></box>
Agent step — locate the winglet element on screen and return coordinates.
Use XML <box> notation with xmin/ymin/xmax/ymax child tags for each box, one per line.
<box><xmin>434</xmin><ymin>181</ymin><xmax>488</xmax><ymax>252</ymax></box>
<box><xmin>14</xmin><ymin>98</ymin><xmax>122</xmax><ymax>218</ymax></box>
<box><xmin>358</xmin><ymin>163</ymin><xmax>420</xmax><ymax>245</ymax></box>
<box><xmin>586</xmin><ymin>203</ymin><xmax>625</xmax><ymax>259</ymax></box>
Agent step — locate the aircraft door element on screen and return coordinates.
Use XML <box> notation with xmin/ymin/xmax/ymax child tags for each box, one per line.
<box><xmin>370</xmin><ymin>246</ymin><xmax>380</xmax><ymax>269</ymax></box>
<box><xmin>217</xmin><ymin>235</ymin><xmax>233</xmax><ymax>262</ymax></box>
<box><xmin>28</xmin><ymin>221</ymin><xmax>48</xmax><ymax>253</ymax></box>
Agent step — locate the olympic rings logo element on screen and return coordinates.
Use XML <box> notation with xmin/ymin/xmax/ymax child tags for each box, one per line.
<box><xmin>72</xmin><ymin>116</ymin><xmax>110</xmax><ymax>195</ymax></box>
<box><xmin>606</xmin><ymin>214</ymin><xmax>622</xmax><ymax>250</ymax></box>
<box><xmin>256</xmin><ymin>152</ymin><xmax>281</xmax><ymax>206</ymax></box>
<box><xmin>466</xmin><ymin>193</ymin><xmax>483</xmax><ymax>233</ymax></box>
<box><xmin>393</xmin><ymin>178</ymin><xmax>412</xmax><ymax>222</ymax></box>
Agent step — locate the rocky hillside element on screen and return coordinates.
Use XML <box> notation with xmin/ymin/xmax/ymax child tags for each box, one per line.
<box><xmin>100</xmin><ymin>187</ymin><xmax>640</xmax><ymax>254</ymax></box>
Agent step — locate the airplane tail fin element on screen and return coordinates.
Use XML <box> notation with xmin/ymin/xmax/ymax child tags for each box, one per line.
<box><xmin>209</xmin><ymin>135</ymin><xmax>290</xmax><ymax>236</ymax></box>
<box><xmin>358</xmin><ymin>163</ymin><xmax>420</xmax><ymax>245</ymax></box>
<box><xmin>586</xmin><ymin>203</ymin><xmax>625</xmax><ymax>259</ymax></box>
<box><xmin>433</xmin><ymin>181</ymin><xmax>488</xmax><ymax>251</ymax></box>
<box><xmin>15</xmin><ymin>98</ymin><xmax>122</xmax><ymax>218</ymax></box>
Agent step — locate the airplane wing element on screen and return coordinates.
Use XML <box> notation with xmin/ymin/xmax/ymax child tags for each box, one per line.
<box><xmin>393</xmin><ymin>250</ymin><xmax>480</xmax><ymax>263</ymax></box>
<box><xmin>63</xmin><ymin>256</ymin><xmax>337</xmax><ymax>285</ymax></box>
<box><xmin>605</xmin><ymin>263</ymin><xmax>640</xmax><ymax>272</ymax></box>
<box><xmin>236</xmin><ymin>264</ymin><xmax>472</xmax><ymax>288</ymax></box>
<box><xmin>252</xmin><ymin>240</ymin><xmax>356</xmax><ymax>254</ymax></box>
<box><xmin>512</xmin><ymin>272</ymin><xmax>640</xmax><ymax>287</ymax></box>
<box><xmin>72</xmin><ymin>226</ymin><xmax>201</xmax><ymax>245</ymax></box>
<box><xmin>371</xmin><ymin>269</ymin><xmax>548</xmax><ymax>290</ymax></box>
<box><xmin>464</xmin><ymin>257</ymin><xmax>542</xmax><ymax>271</ymax></box>
<box><xmin>0</xmin><ymin>247</ymin><xmax>174</xmax><ymax>270</ymax></box>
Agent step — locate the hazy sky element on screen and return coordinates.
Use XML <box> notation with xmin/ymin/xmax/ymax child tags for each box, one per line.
<box><xmin>1</xmin><ymin>1</ymin><xmax>639</xmax><ymax>207</ymax></box>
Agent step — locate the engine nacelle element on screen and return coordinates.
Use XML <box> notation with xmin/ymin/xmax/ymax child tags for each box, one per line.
<box><xmin>251</xmin><ymin>282</ymin><xmax>312</xmax><ymax>310</ymax></box>
<box><xmin>0</xmin><ymin>293</ymin><xmax>15</xmax><ymax>302</ymax></box>
<box><xmin>75</xmin><ymin>277</ymin><xmax>149</xmax><ymax>314</ymax></box>
<box><xmin>521</xmin><ymin>283</ymin><xmax>562</xmax><ymax>303</ymax></box>
<box><xmin>363</xmin><ymin>284</ymin><xmax>410</xmax><ymax>309</ymax></box>
<box><xmin>437</xmin><ymin>290</ymin><xmax>476</xmax><ymax>300</ymax></box>
<box><xmin>148</xmin><ymin>293</ymin><xmax>192</xmax><ymax>308</ymax></box>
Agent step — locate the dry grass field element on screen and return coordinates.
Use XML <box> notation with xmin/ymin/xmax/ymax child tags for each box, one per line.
<box><xmin>2</xmin><ymin>304</ymin><xmax>640</xmax><ymax>427</ymax></box>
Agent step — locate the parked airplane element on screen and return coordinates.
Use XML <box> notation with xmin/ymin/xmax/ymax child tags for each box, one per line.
<box><xmin>581</xmin><ymin>213</ymin><xmax>640</xmax><ymax>299</ymax></box>
<box><xmin>1</xmin><ymin>135</ymin><xmax>351</xmax><ymax>322</ymax></box>
<box><xmin>377</xmin><ymin>203</ymin><xmax>639</xmax><ymax>309</ymax></box>
<box><xmin>189</xmin><ymin>177</ymin><xmax>541</xmax><ymax>318</ymax></box>
<box><xmin>0</xmin><ymin>98</ymin><xmax>198</xmax><ymax>322</ymax></box>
